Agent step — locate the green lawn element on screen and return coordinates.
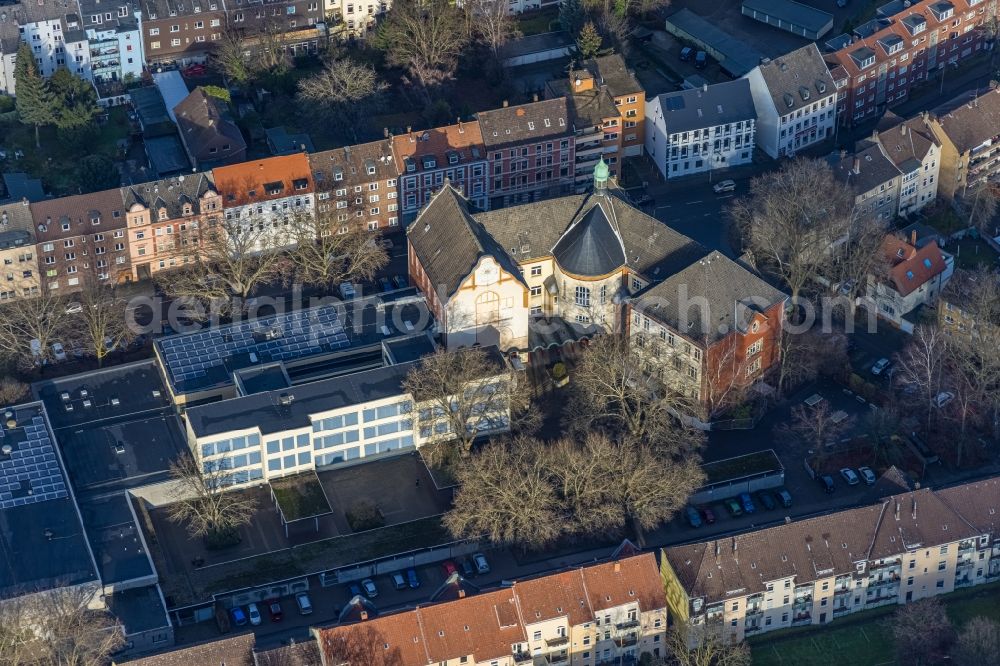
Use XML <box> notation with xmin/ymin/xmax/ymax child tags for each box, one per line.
<box><xmin>517</xmin><ymin>7</ymin><xmax>560</xmax><ymax>36</ymax></box>
<box><xmin>751</xmin><ymin>583</ymin><xmax>1000</xmax><ymax>666</ymax></box>
<box><xmin>950</xmin><ymin>236</ymin><xmax>1000</xmax><ymax>270</ymax></box>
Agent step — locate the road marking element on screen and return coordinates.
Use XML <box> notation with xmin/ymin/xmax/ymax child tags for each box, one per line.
<box><xmin>686</xmin><ymin>200</ymin><xmax>702</xmax><ymax>205</ymax></box>
<box><xmin>702</xmin><ymin>213</ymin><xmax>712</xmax><ymax>217</ymax></box>
<box><xmin>718</xmin><ymin>194</ymin><xmax>735</xmax><ymax>200</ymax></box>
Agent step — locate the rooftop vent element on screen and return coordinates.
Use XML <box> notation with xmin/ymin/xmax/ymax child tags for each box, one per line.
<box><xmin>278</xmin><ymin>393</ymin><xmax>294</xmax><ymax>406</ymax></box>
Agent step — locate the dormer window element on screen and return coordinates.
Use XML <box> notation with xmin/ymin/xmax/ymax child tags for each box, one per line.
<box><xmin>334</xmin><ymin>170</ymin><xmax>343</xmax><ymax>181</ymax></box>
<box><xmin>293</xmin><ymin>178</ymin><xmax>309</xmax><ymax>191</ymax></box>
<box><xmin>158</xmin><ymin>209</ymin><xmax>168</xmax><ymax>221</ymax></box>
<box><xmin>929</xmin><ymin>2</ymin><xmax>954</xmax><ymax>21</ymax></box>
<box><xmin>183</xmin><ymin>204</ymin><xmax>192</xmax><ymax>216</ymax></box>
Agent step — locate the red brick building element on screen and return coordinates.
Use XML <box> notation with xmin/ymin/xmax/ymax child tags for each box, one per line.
<box><xmin>826</xmin><ymin>0</ymin><xmax>996</xmax><ymax>127</ymax></box>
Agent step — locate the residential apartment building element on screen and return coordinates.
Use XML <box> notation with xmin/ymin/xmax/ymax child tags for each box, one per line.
<box><xmin>825</xmin><ymin>0</ymin><xmax>995</xmax><ymax>127</ymax></box>
<box><xmin>315</xmin><ymin>553</ymin><xmax>668</xmax><ymax>665</ymax></box>
<box><xmin>662</xmin><ymin>475</ymin><xmax>1000</xmax><ymax>643</ymax></box>
<box><xmin>309</xmin><ymin>139</ymin><xmax>399</xmax><ymax>232</ymax></box>
<box><xmin>871</xmin><ymin>112</ymin><xmax>942</xmax><ymax>215</ymax></box>
<box><xmin>937</xmin><ymin>267</ymin><xmax>1000</xmax><ymax>337</ymax></box>
<box><xmin>829</xmin><ymin>142</ymin><xmax>904</xmax><ymax>222</ymax></box>
<box><xmin>78</xmin><ymin>0</ymin><xmax>144</xmax><ymax>101</ymax></box>
<box><xmin>745</xmin><ymin>43</ymin><xmax>837</xmax><ymax>158</ymax></box>
<box><xmin>141</xmin><ymin>0</ymin><xmax>227</xmax><ymax>65</ymax></box>
<box><xmin>173</xmin><ymin>86</ymin><xmax>247</xmax><ymax>169</ymax></box>
<box><xmin>121</xmin><ymin>172</ymin><xmax>222</xmax><ymax>280</ymax></box>
<box><xmin>0</xmin><ymin>3</ymin><xmax>92</xmax><ymax>96</ymax></box>
<box><xmin>645</xmin><ymin>80</ymin><xmax>757</xmax><ymax>180</ymax></box>
<box><xmin>865</xmin><ymin>232</ymin><xmax>953</xmax><ymax>331</ymax></box>
<box><xmin>328</xmin><ymin>0</ymin><xmax>387</xmax><ymax>35</ymax></box>
<box><xmin>213</xmin><ymin>153</ymin><xmax>314</xmax><ymax>251</ymax></box>
<box><xmin>629</xmin><ymin>251</ymin><xmax>787</xmax><ymax>420</ymax></box>
<box><xmin>923</xmin><ymin>84</ymin><xmax>1000</xmax><ymax>199</ymax></box>
<box><xmin>477</xmin><ymin>98</ymin><xmax>575</xmax><ymax>209</ymax></box>
<box><xmin>224</xmin><ymin>0</ymin><xmax>326</xmax><ymax>56</ymax></box>
<box><xmin>546</xmin><ymin>54</ymin><xmax>645</xmax><ymax>190</ymax></box>
<box><xmin>30</xmin><ymin>189</ymin><xmax>132</xmax><ymax>292</ymax></box>
<box><xmin>184</xmin><ymin>345</ymin><xmax>509</xmax><ymax>488</ymax></box>
<box><xmin>407</xmin><ymin>164</ymin><xmax>706</xmax><ymax>352</ymax></box>
<box><xmin>0</xmin><ymin>228</ymin><xmax>40</xmax><ymax>301</ymax></box>
<box><xmin>392</xmin><ymin>121</ymin><xmax>488</xmax><ymax>224</ymax></box>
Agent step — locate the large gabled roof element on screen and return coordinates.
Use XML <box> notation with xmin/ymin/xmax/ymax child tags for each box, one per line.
<box><xmin>754</xmin><ymin>43</ymin><xmax>837</xmax><ymax>115</ymax></box>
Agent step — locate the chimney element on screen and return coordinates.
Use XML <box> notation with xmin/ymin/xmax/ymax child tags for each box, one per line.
<box><xmin>407</xmin><ymin>125</ymin><xmax>412</xmax><ymax>135</ymax></box>
<box><xmin>614</xmin><ymin>561</ymin><xmax>621</xmax><ymax>572</ymax></box>
<box><xmin>901</xmin><ymin>124</ymin><xmax>907</xmax><ymax>136</ymax></box>
<box><xmin>458</xmin><ymin>589</ymin><xmax>467</xmax><ymax>598</ymax></box>
<box><xmin>852</xmin><ymin>157</ymin><xmax>861</xmax><ymax>174</ymax></box>
<box><xmin>384</xmin><ymin>127</ymin><xmax>389</xmax><ymax>138</ymax></box>
<box><xmin>895</xmin><ymin>500</ymin><xmax>900</xmax><ymax>521</ymax></box>
<box><xmin>872</xmin><ymin>129</ymin><xmax>878</xmax><ymax>140</ymax></box>
<box><xmin>457</xmin><ymin>118</ymin><xmax>463</xmax><ymax>133</ymax></box>
<box><xmin>912</xmin><ymin>498</ymin><xmax>917</xmax><ymax>520</ymax></box>
<box><xmin>360</xmin><ymin>610</ymin><xmax>369</xmax><ymax>621</ymax></box>
<box><xmin>703</xmin><ymin>83</ymin><xmax>708</xmax><ymax>93</ymax></box>
<box><xmin>533</xmin><ymin>93</ymin><xmax>539</xmax><ymax>102</ymax></box>
<box><xmin>911</xmin><ymin>229</ymin><xmax>917</xmax><ymax>246</ymax></box>
<box><xmin>502</xmin><ymin>100</ymin><xmax>509</xmax><ymax>108</ymax></box>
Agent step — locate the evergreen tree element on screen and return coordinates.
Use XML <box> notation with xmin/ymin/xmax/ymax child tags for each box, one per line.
<box><xmin>576</xmin><ymin>21</ymin><xmax>603</xmax><ymax>59</ymax></box>
<box><xmin>13</xmin><ymin>43</ymin><xmax>57</xmax><ymax>148</ymax></box>
<box><xmin>50</xmin><ymin>68</ymin><xmax>100</xmax><ymax>131</ymax></box>
<box><xmin>75</xmin><ymin>154</ymin><xmax>121</xmax><ymax>194</ymax></box>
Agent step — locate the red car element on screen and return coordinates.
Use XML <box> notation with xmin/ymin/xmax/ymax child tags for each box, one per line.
<box><xmin>700</xmin><ymin>507</ymin><xmax>716</xmax><ymax>525</ymax></box>
<box><xmin>442</xmin><ymin>560</ymin><xmax>458</xmax><ymax>577</ymax></box>
<box><xmin>182</xmin><ymin>63</ymin><xmax>207</xmax><ymax>77</ymax></box>
<box><xmin>266</xmin><ymin>600</ymin><xmax>283</xmax><ymax>622</ymax></box>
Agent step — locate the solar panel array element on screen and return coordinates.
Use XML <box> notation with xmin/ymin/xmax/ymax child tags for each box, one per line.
<box><xmin>159</xmin><ymin>306</ymin><xmax>351</xmax><ymax>386</ymax></box>
<box><xmin>0</xmin><ymin>414</ymin><xmax>68</xmax><ymax>509</ymax></box>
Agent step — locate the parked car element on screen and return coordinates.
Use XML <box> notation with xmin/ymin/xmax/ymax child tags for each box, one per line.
<box><xmin>871</xmin><ymin>358</ymin><xmax>891</xmax><ymax>375</ymax></box>
<box><xmin>52</xmin><ymin>342</ymin><xmax>67</xmax><ymax>362</ymax></box>
<box><xmin>680</xmin><ymin>46</ymin><xmax>694</xmax><ymax>61</ymax></box>
<box><xmin>247</xmin><ymin>602</ymin><xmax>261</xmax><ymax>626</ymax></box>
<box><xmin>724</xmin><ymin>497</ymin><xmax>743</xmax><ymax>516</ymax></box>
<box><xmin>685</xmin><ymin>506</ymin><xmax>703</xmax><ymax>528</ymax></box>
<box><xmin>182</xmin><ymin>63</ymin><xmax>207</xmax><ymax>77</ymax></box>
<box><xmin>231</xmin><ymin>607</ymin><xmax>248</xmax><ymax>626</ymax></box>
<box><xmin>348</xmin><ymin>583</ymin><xmax>362</xmax><ymax>598</ymax></box>
<box><xmin>858</xmin><ymin>466</ymin><xmax>877</xmax><ymax>485</ymax></box>
<box><xmin>819</xmin><ymin>474</ymin><xmax>836</xmax><ymax>493</ymax></box>
<box><xmin>339</xmin><ymin>282</ymin><xmax>356</xmax><ymax>300</ymax></box>
<box><xmin>406</xmin><ymin>568</ymin><xmax>420</xmax><ymax>589</ymax></box>
<box><xmin>392</xmin><ymin>275</ymin><xmax>407</xmax><ymax>289</ymax></box>
<box><xmin>700</xmin><ymin>506</ymin><xmax>716</xmax><ymax>524</ymax></box>
<box><xmin>472</xmin><ymin>552</ymin><xmax>491</xmax><ymax>574</ymax></box>
<box><xmin>267</xmin><ymin>600</ymin><xmax>283</xmax><ymax>622</ymax></box>
<box><xmin>756</xmin><ymin>491</ymin><xmax>776</xmax><ymax>511</ymax></box>
<box><xmin>65</xmin><ymin>301</ymin><xmax>83</xmax><ymax>314</ymax></box>
<box><xmin>933</xmin><ymin>391</ymin><xmax>955</xmax><ymax>408</ymax></box>
<box><xmin>460</xmin><ymin>557</ymin><xmax>476</xmax><ymax>578</ymax></box>
<box><xmin>442</xmin><ymin>560</ymin><xmax>458</xmax><ymax>577</ymax></box>
<box><xmin>713</xmin><ymin>179</ymin><xmax>736</xmax><ymax>194</ymax></box>
<box><xmin>391</xmin><ymin>571</ymin><xmax>407</xmax><ymax>590</ymax></box>
<box><xmin>295</xmin><ymin>592</ymin><xmax>313</xmax><ymax>615</ymax></box>
<box><xmin>379</xmin><ymin>277</ymin><xmax>393</xmax><ymax>292</ymax></box>
<box><xmin>840</xmin><ymin>468</ymin><xmax>860</xmax><ymax>486</ymax></box>
<box><xmin>776</xmin><ymin>489</ymin><xmax>793</xmax><ymax>508</ymax></box>
<box><xmin>739</xmin><ymin>492</ymin><xmax>756</xmax><ymax>514</ymax></box>
<box><xmin>695</xmin><ymin>51</ymin><xmax>707</xmax><ymax>68</ymax></box>
<box><xmin>361</xmin><ymin>578</ymin><xmax>378</xmax><ymax>598</ymax></box>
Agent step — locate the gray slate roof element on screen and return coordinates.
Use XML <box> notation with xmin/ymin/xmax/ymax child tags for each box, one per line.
<box><xmin>653</xmin><ymin>79</ymin><xmax>756</xmax><ymax>134</ymax></box>
<box><xmin>933</xmin><ymin>86</ymin><xmax>1000</xmax><ymax>153</ymax></box>
<box><xmin>477</xmin><ymin>98</ymin><xmax>572</xmax><ymax>150</ymax></box>
<box><xmin>754</xmin><ymin>43</ymin><xmax>837</xmax><ymax>115</ymax></box>
<box><xmin>873</xmin><ymin>113</ymin><xmax>939</xmax><ymax>170</ymax></box>
<box><xmin>121</xmin><ymin>172</ymin><xmax>216</xmax><ymax>218</ymax></box>
<box><xmin>828</xmin><ymin>142</ymin><xmax>902</xmax><ymax>195</ymax></box>
<box><xmin>552</xmin><ymin>205</ymin><xmax>626</xmax><ymax>277</ymax></box>
<box><xmin>742</xmin><ymin>0</ymin><xmax>832</xmax><ymax>34</ymax></box>
<box><xmin>633</xmin><ymin>250</ymin><xmax>787</xmax><ymax>345</ymax></box>
<box><xmin>583</xmin><ymin>54</ymin><xmax>643</xmax><ymax>98</ymax></box>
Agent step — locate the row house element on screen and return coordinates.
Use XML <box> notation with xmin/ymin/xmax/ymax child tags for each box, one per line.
<box><xmin>745</xmin><ymin>43</ymin><xmax>838</xmax><ymax>159</ymax></box>
<box><xmin>0</xmin><ymin>228</ymin><xmax>40</xmax><ymax>301</ymax></box>
<box><xmin>923</xmin><ymin>84</ymin><xmax>1000</xmax><ymax>199</ymax></box>
<box><xmin>829</xmin><ymin>142</ymin><xmax>904</xmax><ymax>222</ymax></box>
<box><xmin>328</xmin><ymin>0</ymin><xmax>387</xmax><ymax>36</ymax></box>
<box><xmin>141</xmin><ymin>0</ymin><xmax>227</xmax><ymax>66</ymax></box>
<box><xmin>30</xmin><ymin>189</ymin><xmax>132</xmax><ymax>293</ymax></box>
<box><xmin>213</xmin><ymin>153</ymin><xmax>315</xmax><ymax>251</ymax></box>
<box><xmin>545</xmin><ymin>55</ymin><xmax>644</xmax><ymax>190</ymax></box>
<box><xmin>872</xmin><ymin>112</ymin><xmax>942</xmax><ymax>215</ymax></box>
<box><xmin>662</xmin><ymin>474</ymin><xmax>1000</xmax><ymax>644</ymax></box>
<box><xmin>314</xmin><ymin>553</ymin><xmax>668</xmax><ymax>665</ymax></box>
<box><xmin>0</xmin><ymin>3</ymin><xmax>92</xmax><ymax>95</ymax></box>
<box><xmin>826</xmin><ymin>0</ymin><xmax>995</xmax><ymax>127</ymax></box>
<box><xmin>865</xmin><ymin>231</ymin><xmax>953</xmax><ymax>332</ymax></box>
<box><xmin>225</xmin><ymin>0</ymin><xmax>326</xmax><ymax>57</ymax></box>
<box><xmin>477</xmin><ymin>97</ymin><xmax>576</xmax><ymax>209</ymax></box>
<box><xmin>78</xmin><ymin>0</ymin><xmax>144</xmax><ymax>102</ymax></box>
<box><xmin>392</xmin><ymin>121</ymin><xmax>488</xmax><ymax>225</ymax></box>
<box><xmin>308</xmin><ymin>138</ymin><xmax>399</xmax><ymax>232</ymax></box>
<box><xmin>645</xmin><ymin>80</ymin><xmax>757</xmax><ymax>180</ymax></box>
<box><xmin>121</xmin><ymin>172</ymin><xmax>222</xmax><ymax>280</ymax></box>
<box><xmin>407</xmin><ymin>163</ymin><xmax>706</xmax><ymax>353</ymax></box>
<box><xmin>629</xmin><ymin>251</ymin><xmax>787</xmax><ymax>421</ymax></box>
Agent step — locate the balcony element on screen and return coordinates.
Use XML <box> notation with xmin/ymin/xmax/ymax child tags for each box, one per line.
<box><xmin>791</xmin><ymin>613</ymin><xmax>812</xmax><ymax>627</ymax></box>
<box><xmin>614</xmin><ymin>633</ymin><xmax>638</xmax><ymax>648</ymax></box>
<box><xmin>513</xmin><ymin>653</ymin><xmax>532</xmax><ymax>664</ymax></box>
<box><xmin>793</xmin><ymin>595</ymin><xmax>813</xmax><ymax>609</ymax></box>
<box><xmin>615</xmin><ymin>618</ymin><xmax>640</xmax><ymax>631</ymax></box>
<box><xmin>576</xmin><ymin>141</ymin><xmax>603</xmax><ymax>156</ymax></box>
<box><xmin>544</xmin><ymin>654</ymin><xmax>570</xmax><ymax>666</ymax></box>
<box><xmin>545</xmin><ymin>635</ymin><xmax>569</xmax><ymax>648</ymax></box>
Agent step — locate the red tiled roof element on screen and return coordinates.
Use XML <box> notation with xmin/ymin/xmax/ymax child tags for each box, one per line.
<box><xmin>391</xmin><ymin>123</ymin><xmax>485</xmax><ymax>175</ymax></box>
<box><xmin>212</xmin><ymin>154</ymin><xmax>313</xmax><ymax>207</ymax></box>
<box><xmin>419</xmin><ymin>589</ymin><xmax>526</xmax><ymax>664</ymax></box>
<box><xmin>882</xmin><ymin>236</ymin><xmax>947</xmax><ymax>296</ymax></box>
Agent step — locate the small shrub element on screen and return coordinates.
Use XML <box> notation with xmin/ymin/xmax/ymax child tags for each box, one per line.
<box><xmin>346</xmin><ymin>499</ymin><xmax>385</xmax><ymax>532</ymax></box>
<box><xmin>0</xmin><ymin>96</ymin><xmax>15</xmax><ymax>114</ymax></box>
<box><xmin>204</xmin><ymin>526</ymin><xmax>241</xmax><ymax>550</ymax></box>
<box><xmin>552</xmin><ymin>363</ymin><xmax>567</xmax><ymax>380</ymax></box>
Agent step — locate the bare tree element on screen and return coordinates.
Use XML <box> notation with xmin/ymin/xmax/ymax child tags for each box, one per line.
<box><xmin>960</xmin><ymin>180</ymin><xmax>1000</xmax><ymax>233</ymax></box>
<box><xmin>444</xmin><ymin>437</ymin><xmax>562</xmax><ymax>549</ymax></box>
<box><xmin>565</xmin><ymin>335</ymin><xmax>705</xmax><ymax>454</ymax></box>
<box><xmin>891</xmin><ymin>598</ymin><xmax>955</xmax><ymax>666</ymax></box>
<box><xmin>404</xmin><ymin>347</ymin><xmax>535</xmax><ymax>458</ymax></box>
<box><xmin>464</xmin><ymin>0</ymin><xmax>520</xmax><ymax>63</ymax></box>
<box><xmin>211</xmin><ymin>30</ymin><xmax>254</xmax><ymax>85</ymax></box>
<box><xmin>952</xmin><ymin>616</ymin><xmax>1000</xmax><ymax>664</ymax></box>
<box><xmin>285</xmin><ymin>210</ymin><xmax>388</xmax><ymax>291</ymax></box>
<box><xmin>374</xmin><ymin>0</ymin><xmax>468</xmax><ymax>97</ymax></box>
<box><xmin>776</xmin><ymin>402</ymin><xmax>855</xmax><ymax>452</ymax></box>
<box><xmin>297</xmin><ymin>58</ymin><xmax>388</xmax><ymax>137</ymax></box>
<box><xmin>166</xmin><ymin>453</ymin><xmax>258</xmax><ymax>540</ymax></box>
<box><xmin>894</xmin><ymin>325</ymin><xmax>948</xmax><ymax>430</ymax></box>
<box><xmin>318</xmin><ymin>624</ymin><xmax>405</xmax><ymax>666</ymax></box>
<box><xmin>778</xmin><ymin>329</ymin><xmax>848</xmax><ymax>396</ymax></box>
<box><xmin>862</xmin><ymin>406</ymin><xmax>902</xmax><ymax>466</ymax></box>
<box><xmin>74</xmin><ymin>284</ymin><xmax>133</xmax><ymax>367</ymax></box>
<box><xmin>665</xmin><ymin>624</ymin><xmax>752</xmax><ymax>666</ymax></box>
<box><xmin>0</xmin><ymin>292</ymin><xmax>72</xmax><ymax>369</ymax></box>
<box><xmin>0</xmin><ymin>377</ymin><xmax>29</xmax><ymax>405</ymax></box>
<box><xmin>731</xmin><ymin>159</ymin><xmax>856</xmax><ymax>313</ymax></box>
<box><xmin>0</xmin><ymin>597</ymin><xmax>35</xmax><ymax>665</ymax></box>
<box><xmin>250</xmin><ymin>21</ymin><xmax>293</xmax><ymax>78</ymax></box>
<box><xmin>544</xmin><ymin>436</ymin><xmax>621</xmax><ymax>536</ymax></box>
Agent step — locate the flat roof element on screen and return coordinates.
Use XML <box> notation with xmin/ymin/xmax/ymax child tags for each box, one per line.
<box><xmin>186</xmin><ymin>345</ymin><xmax>505</xmax><ymax>439</ymax></box>
<box><xmin>79</xmin><ymin>493</ymin><xmax>154</xmax><ymax>585</ymax></box>
<box><xmin>109</xmin><ymin>585</ymin><xmax>171</xmax><ymax>636</ymax></box>
<box><xmin>155</xmin><ymin>289</ymin><xmax>432</xmax><ymax>397</ymax></box>
<box><xmin>151</xmin><ymin>70</ymin><xmax>189</xmax><ymax>124</ymax></box>
<box><xmin>742</xmin><ymin>0</ymin><xmax>833</xmax><ymax>34</ymax></box>
<box><xmin>382</xmin><ymin>333</ymin><xmax>437</xmax><ymax>365</ymax></box>
<box><xmin>0</xmin><ymin>403</ymin><xmax>99</xmax><ymax>600</ymax></box>
<box><xmin>666</xmin><ymin>8</ymin><xmax>766</xmax><ymax>77</ymax></box>
<box><xmin>234</xmin><ymin>363</ymin><xmax>292</xmax><ymax>396</ymax></box>
<box><xmin>500</xmin><ymin>31</ymin><xmax>574</xmax><ymax>59</ymax></box>
<box><xmin>269</xmin><ymin>472</ymin><xmax>332</xmax><ymax>523</ymax></box>
<box><xmin>146</xmin><ymin>134</ymin><xmax>192</xmax><ymax>176</ymax></box>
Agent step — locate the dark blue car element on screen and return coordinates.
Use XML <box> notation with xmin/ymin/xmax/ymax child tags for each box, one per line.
<box><xmin>231</xmin><ymin>607</ymin><xmax>247</xmax><ymax>626</ymax></box>
<box><xmin>406</xmin><ymin>568</ymin><xmax>420</xmax><ymax>589</ymax></box>
<box><xmin>739</xmin><ymin>492</ymin><xmax>756</xmax><ymax>514</ymax></box>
